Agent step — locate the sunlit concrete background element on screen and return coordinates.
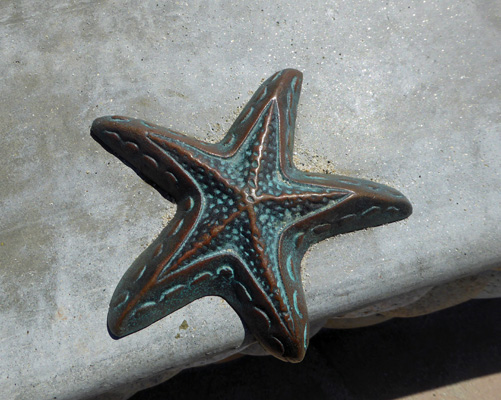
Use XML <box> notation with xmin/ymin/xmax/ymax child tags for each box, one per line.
<box><xmin>1</xmin><ymin>1</ymin><xmax>499</xmax><ymax>399</ymax></box>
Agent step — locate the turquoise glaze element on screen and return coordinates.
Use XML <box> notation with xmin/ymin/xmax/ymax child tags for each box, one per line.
<box><xmin>91</xmin><ymin>69</ymin><xmax>412</xmax><ymax>362</ymax></box>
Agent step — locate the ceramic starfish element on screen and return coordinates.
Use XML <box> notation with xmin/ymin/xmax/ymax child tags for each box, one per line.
<box><xmin>91</xmin><ymin>69</ymin><xmax>412</xmax><ymax>362</ymax></box>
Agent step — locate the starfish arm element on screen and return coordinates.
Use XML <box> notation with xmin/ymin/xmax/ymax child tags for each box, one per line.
<box><xmin>107</xmin><ymin>250</ymin><xmax>234</xmax><ymax>338</ymax></box>
<box><xmin>107</xmin><ymin>196</ymin><xmax>202</xmax><ymax>337</ymax></box>
<box><xmin>227</xmin><ymin>256</ymin><xmax>309</xmax><ymax>363</ymax></box>
<box><xmin>216</xmin><ymin>69</ymin><xmax>302</xmax><ymax>160</ymax></box>
<box><xmin>284</xmin><ymin>174</ymin><xmax>413</xmax><ymax>239</ymax></box>
<box><xmin>202</xmin><ymin>70</ymin><xmax>304</xmax><ymax>193</ymax></box>
<box><xmin>276</xmin><ymin>227</ymin><xmax>311</xmax><ymax>358</ymax></box>
<box><xmin>91</xmin><ymin>116</ymin><xmax>202</xmax><ymax>203</ymax></box>
<box><xmin>241</xmin><ymin>204</ymin><xmax>308</xmax><ymax>362</ymax></box>
<box><xmin>109</xmin><ymin>243</ymin><xmax>304</xmax><ymax>362</ymax></box>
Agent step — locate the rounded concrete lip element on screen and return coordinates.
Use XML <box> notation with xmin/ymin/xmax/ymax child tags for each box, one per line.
<box><xmin>1</xmin><ymin>1</ymin><xmax>500</xmax><ymax>399</ymax></box>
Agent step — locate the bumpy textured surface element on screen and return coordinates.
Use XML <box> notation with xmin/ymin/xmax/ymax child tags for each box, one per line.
<box><xmin>2</xmin><ymin>1</ymin><xmax>500</xmax><ymax>398</ymax></box>
<box><xmin>91</xmin><ymin>69</ymin><xmax>412</xmax><ymax>362</ymax></box>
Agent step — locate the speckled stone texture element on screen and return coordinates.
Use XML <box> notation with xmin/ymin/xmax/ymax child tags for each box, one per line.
<box><xmin>0</xmin><ymin>1</ymin><xmax>499</xmax><ymax>399</ymax></box>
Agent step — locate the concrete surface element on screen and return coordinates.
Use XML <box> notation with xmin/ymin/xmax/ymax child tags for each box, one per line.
<box><xmin>0</xmin><ymin>1</ymin><xmax>500</xmax><ymax>399</ymax></box>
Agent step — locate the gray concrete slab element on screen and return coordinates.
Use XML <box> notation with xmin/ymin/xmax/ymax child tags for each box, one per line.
<box><xmin>0</xmin><ymin>1</ymin><xmax>499</xmax><ymax>399</ymax></box>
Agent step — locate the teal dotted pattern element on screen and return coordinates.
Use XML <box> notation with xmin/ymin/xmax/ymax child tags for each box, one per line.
<box><xmin>92</xmin><ymin>69</ymin><xmax>412</xmax><ymax>362</ymax></box>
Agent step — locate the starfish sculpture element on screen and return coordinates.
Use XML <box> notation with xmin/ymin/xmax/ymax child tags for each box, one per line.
<box><xmin>91</xmin><ymin>69</ymin><xmax>412</xmax><ymax>362</ymax></box>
